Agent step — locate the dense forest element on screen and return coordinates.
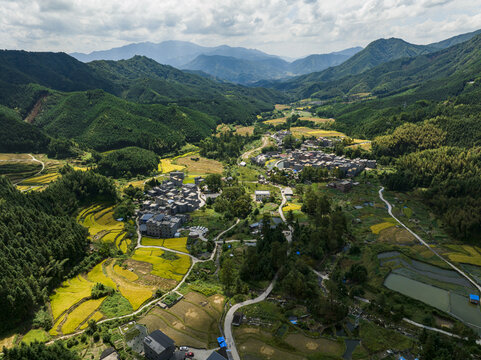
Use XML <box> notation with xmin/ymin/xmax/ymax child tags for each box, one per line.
<box><xmin>34</xmin><ymin>90</ymin><xmax>216</xmax><ymax>154</ymax></box>
<box><xmin>97</xmin><ymin>146</ymin><xmax>159</xmax><ymax>177</ymax></box>
<box><xmin>0</xmin><ymin>104</ymin><xmax>50</xmax><ymax>153</ymax></box>
<box><xmin>0</xmin><ymin>169</ymin><xmax>117</xmax><ymax>331</ymax></box>
<box><xmin>199</xmin><ymin>131</ymin><xmax>253</xmax><ymax>163</ymax></box>
<box><xmin>2</xmin><ymin>342</ymin><xmax>79</xmax><ymax>360</ymax></box>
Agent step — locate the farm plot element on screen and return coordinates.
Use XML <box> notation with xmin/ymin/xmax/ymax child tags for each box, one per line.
<box><xmin>61</xmin><ymin>297</ymin><xmax>106</xmax><ymax>334</ymax></box>
<box><xmin>173</xmin><ymin>154</ymin><xmax>223</xmax><ymax>175</ymax></box>
<box><xmin>77</xmin><ymin>204</ymin><xmax>130</xmax><ymax>253</ymax></box>
<box><xmin>49</xmin><ymin>275</ymin><xmax>95</xmax><ymax>321</ymax></box>
<box><xmin>139</xmin><ymin>292</ymin><xmax>223</xmax><ymax>349</ymax></box>
<box><xmin>21</xmin><ymin>329</ymin><xmax>50</xmax><ymax>344</ymax></box>
<box><xmin>141</xmin><ymin>236</ymin><xmax>189</xmax><ymax>253</ymax></box>
<box><xmin>159</xmin><ymin>158</ymin><xmax>185</xmax><ymax>173</ymax></box>
<box><xmin>447</xmin><ymin>245</ymin><xmax>481</xmax><ymax>266</ymax></box>
<box><xmin>290</xmin><ymin>126</ymin><xmax>346</xmax><ymax>138</ymax></box>
<box><xmin>284</xmin><ymin>333</ymin><xmax>345</xmax><ymax>356</ymax></box>
<box><xmin>282</xmin><ymin>203</ymin><xmax>301</xmax><ymax>212</ymax></box>
<box><xmin>132</xmin><ymin>248</ymin><xmax>191</xmax><ymax>282</ymax></box>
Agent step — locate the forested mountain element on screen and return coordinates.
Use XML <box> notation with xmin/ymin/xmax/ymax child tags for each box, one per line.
<box><xmin>87</xmin><ymin>56</ymin><xmax>282</xmax><ymax>123</ymax></box>
<box><xmin>71</xmin><ymin>40</ymin><xmax>362</xmax><ymax>84</ymax></box>
<box><xmin>0</xmin><ymin>104</ymin><xmax>50</xmax><ymax>152</ymax></box>
<box><xmin>0</xmin><ymin>170</ymin><xmax>117</xmax><ymax>331</ymax></box>
<box><xmin>264</xmin><ymin>29</ymin><xmax>481</xmax><ymax>94</ymax></box>
<box><xmin>34</xmin><ymin>90</ymin><xmax>216</xmax><ymax>153</ymax></box>
<box><xmin>182</xmin><ymin>49</ymin><xmax>359</xmax><ymax>84</ymax></box>
<box><xmin>274</xmin><ymin>33</ymin><xmax>481</xmax><ymax>101</ymax></box>
<box><xmin>0</xmin><ymin>51</ymin><xmax>283</xmax><ymax>153</ymax></box>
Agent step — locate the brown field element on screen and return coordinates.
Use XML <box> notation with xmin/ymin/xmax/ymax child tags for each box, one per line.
<box><xmin>237</xmin><ymin>337</ymin><xmax>303</xmax><ymax>360</ymax></box>
<box><xmin>138</xmin><ymin>292</ymin><xmax>223</xmax><ymax>349</ymax></box>
<box><xmin>0</xmin><ymin>153</ymin><xmax>33</xmax><ymax>160</ymax></box>
<box><xmin>284</xmin><ymin>333</ymin><xmax>344</xmax><ymax>355</ymax></box>
<box><xmin>235</xmin><ymin>126</ymin><xmax>254</xmax><ymax>136</ymax></box>
<box><xmin>174</xmin><ymin>156</ymin><xmax>223</xmax><ymax>175</ymax></box>
<box><xmin>275</xmin><ymin>104</ymin><xmax>290</xmax><ymax>111</ymax></box>
<box><xmin>0</xmin><ymin>333</ymin><xmax>17</xmax><ymax>350</ymax></box>
<box><xmin>263</xmin><ymin>117</ymin><xmax>287</xmax><ymax>125</ymax></box>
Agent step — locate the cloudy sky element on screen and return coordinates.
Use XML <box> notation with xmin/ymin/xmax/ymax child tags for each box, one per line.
<box><xmin>1</xmin><ymin>0</ymin><xmax>481</xmax><ymax>57</ymax></box>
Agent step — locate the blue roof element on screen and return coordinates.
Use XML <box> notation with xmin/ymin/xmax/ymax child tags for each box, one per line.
<box><xmin>140</xmin><ymin>213</ymin><xmax>154</xmax><ymax>221</ymax></box>
<box><xmin>217</xmin><ymin>337</ymin><xmax>225</xmax><ymax>343</ymax></box>
<box><xmin>219</xmin><ymin>341</ymin><xmax>227</xmax><ymax>348</ymax></box>
<box><xmin>290</xmin><ymin>320</ymin><xmax>297</xmax><ymax>324</ymax></box>
<box><xmin>470</xmin><ymin>294</ymin><xmax>480</xmax><ymax>301</ymax></box>
<box><xmin>296</xmin><ymin>251</ymin><xmax>300</xmax><ymax>255</ymax></box>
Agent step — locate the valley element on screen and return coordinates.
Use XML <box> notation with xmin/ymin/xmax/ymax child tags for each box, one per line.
<box><xmin>2</xmin><ymin>22</ymin><xmax>481</xmax><ymax>360</ymax></box>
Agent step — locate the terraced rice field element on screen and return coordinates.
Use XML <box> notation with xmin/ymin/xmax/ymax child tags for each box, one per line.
<box><xmin>114</xmin><ymin>265</ymin><xmax>139</xmax><ymax>281</ymax></box>
<box><xmin>132</xmin><ymin>248</ymin><xmax>191</xmax><ymax>281</ymax></box>
<box><xmin>61</xmin><ymin>297</ymin><xmax>106</xmax><ymax>334</ymax></box>
<box><xmin>142</xmin><ymin>237</ymin><xmax>189</xmax><ymax>253</ymax></box>
<box><xmin>291</xmin><ymin>127</ymin><xmax>346</xmax><ymax>138</ymax></box>
<box><xmin>371</xmin><ymin>221</ymin><xmax>397</xmax><ymax>234</ymax></box>
<box><xmin>104</xmin><ymin>261</ymin><xmax>154</xmax><ymax>310</ymax></box>
<box><xmin>282</xmin><ymin>203</ymin><xmax>302</xmax><ymax>212</ymax></box>
<box><xmin>21</xmin><ymin>172</ymin><xmax>60</xmax><ymax>185</ymax></box>
<box><xmin>77</xmin><ymin>204</ymin><xmax>130</xmax><ymax>253</ymax></box>
<box><xmin>159</xmin><ymin>158</ymin><xmax>185</xmax><ymax>173</ymax></box>
<box><xmin>50</xmin><ymin>275</ymin><xmax>95</xmax><ymax>321</ymax></box>
<box><xmin>447</xmin><ymin>245</ymin><xmax>481</xmax><ymax>266</ymax></box>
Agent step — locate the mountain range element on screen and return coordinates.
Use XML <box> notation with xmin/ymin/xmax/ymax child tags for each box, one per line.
<box><xmin>71</xmin><ymin>41</ymin><xmax>363</xmax><ymax>84</ymax></box>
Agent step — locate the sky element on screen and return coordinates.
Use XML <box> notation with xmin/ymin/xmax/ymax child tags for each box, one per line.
<box><xmin>1</xmin><ymin>0</ymin><xmax>481</xmax><ymax>58</ymax></box>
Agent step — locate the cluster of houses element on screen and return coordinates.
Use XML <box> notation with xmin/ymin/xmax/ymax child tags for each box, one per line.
<box><xmin>252</xmin><ymin>144</ymin><xmax>376</xmax><ymax>178</ymax></box>
<box><xmin>280</xmin><ymin>149</ymin><xmax>376</xmax><ymax>177</ymax></box>
<box><xmin>138</xmin><ymin>172</ymin><xmax>202</xmax><ymax>238</ymax></box>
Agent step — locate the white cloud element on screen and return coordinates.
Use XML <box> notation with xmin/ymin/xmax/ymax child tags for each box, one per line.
<box><xmin>0</xmin><ymin>0</ymin><xmax>479</xmax><ymax>57</ymax></box>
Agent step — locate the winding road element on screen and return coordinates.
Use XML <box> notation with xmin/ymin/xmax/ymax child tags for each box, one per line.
<box><xmin>223</xmin><ymin>186</ymin><xmax>292</xmax><ymax>360</ymax></box>
<box><xmin>379</xmin><ymin>186</ymin><xmax>481</xmax><ymax>293</ymax></box>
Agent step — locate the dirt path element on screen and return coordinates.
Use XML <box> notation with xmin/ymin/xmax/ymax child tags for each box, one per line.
<box><xmin>240</xmin><ymin>135</ymin><xmax>269</xmax><ymax>162</ymax></box>
<box><xmin>13</xmin><ymin>154</ymin><xmax>45</xmax><ymax>186</ymax></box>
<box><xmin>379</xmin><ymin>186</ymin><xmax>481</xmax><ymax>293</ymax></box>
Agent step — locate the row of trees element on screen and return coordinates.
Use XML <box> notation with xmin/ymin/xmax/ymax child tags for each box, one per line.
<box><xmin>199</xmin><ymin>131</ymin><xmax>253</xmax><ymax>163</ymax></box>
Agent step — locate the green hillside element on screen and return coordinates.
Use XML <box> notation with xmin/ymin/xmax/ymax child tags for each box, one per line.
<box><xmin>34</xmin><ymin>90</ymin><xmax>216</xmax><ymax>154</ymax></box>
<box><xmin>0</xmin><ymin>104</ymin><xmax>50</xmax><ymax>153</ymax></box>
<box><xmin>88</xmin><ymin>55</ymin><xmax>284</xmax><ymax>123</ymax></box>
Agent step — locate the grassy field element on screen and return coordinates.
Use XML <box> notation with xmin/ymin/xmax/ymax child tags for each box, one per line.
<box><xmin>235</xmin><ymin>126</ymin><xmax>255</xmax><ymax>136</ymax></box>
<box><xmin>21</xmin><ymin>329</ymin><xmax>50</xmax><ymax>344</ymax></box>
<box><xmin>173</xmin><ymin>155</ymin><xmax>223</xmax><ymax>175</ymax></box>
<box><xmin>132</xmin><ymin>248</ymin><xmax>191</xmax><ymax>281</ymax></box>
<box><xmin>359</xmin><ymin>320</ymin><xmax>413</xmax><ymax>354</ymax></box>
<box><xmin>284</xmin><ymin>333</ymin><xmax>345</xmax><ymax>356</ymax></box>
<box><xmin>142</xmin><ymin>237</ymin><xmax>189</xmax><ymax>253</ymax></box>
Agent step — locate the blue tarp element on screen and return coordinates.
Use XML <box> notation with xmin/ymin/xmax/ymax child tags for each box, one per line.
<box><xmin>470</xmin><ymin>294</ymin><xmax>480</xmax><ymax>301</ymax></box>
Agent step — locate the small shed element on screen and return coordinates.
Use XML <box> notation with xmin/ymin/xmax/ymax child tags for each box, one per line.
<box><xmin>470</xmin><ymin>294</ymin><xmax>480</xmax><ymax>304</ymax></box>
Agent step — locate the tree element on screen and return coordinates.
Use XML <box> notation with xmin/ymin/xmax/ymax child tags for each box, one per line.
<box><xmin>204</xmin><ymin>174</ymin><xmax>222</xmax><ymax>193</ymax></box>
<box><xmin>220</xmin><ymin>258</ymin><xmax>236</xmax><ymax>295</ymax></box>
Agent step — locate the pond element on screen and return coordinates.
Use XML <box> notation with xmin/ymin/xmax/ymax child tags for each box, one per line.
<box><xmin>343</xmin><ymin>339</ymin><xmax>360</xmax><ymax>360</ymax></box>
<box><xmin>385</xmin><ymin>273</ymin><xmax>481</xmax><ymax>334</ymax></box>
<box><xmin>384</xmin><ymin>273</ymin><xmax>450</xmax><ymax>312</ymax></box>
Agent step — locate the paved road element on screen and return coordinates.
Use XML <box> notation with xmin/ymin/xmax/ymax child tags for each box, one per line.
<box><xmin>14</xmin><ymin>153</ymin><xmax>45</xmax><ymax>186</ymax></box>
<box><xmin>223</xmin><ymin>185</ymin><xmax>292</xmax><ymax>360</ymax></box>
<box><xmin>379</xmin><ymin>186</ymin><xmax>481</xmax><ymax>293</ymax></box>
